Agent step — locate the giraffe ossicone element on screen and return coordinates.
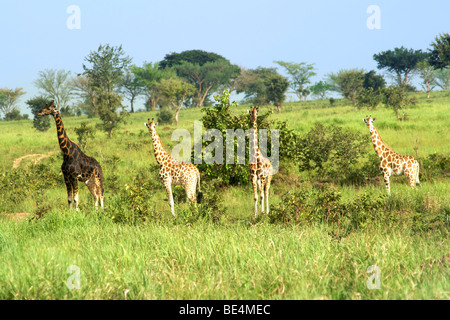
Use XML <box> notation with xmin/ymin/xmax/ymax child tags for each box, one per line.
<box><xmin>363</xmin><ymin>115</ymin><xmax>420</xmax><ymax>195</ymax></box>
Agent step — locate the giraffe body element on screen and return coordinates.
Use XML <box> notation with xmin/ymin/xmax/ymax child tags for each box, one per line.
<box><xmin>38</xmin><ymin>100</ymin><xmax>104</xmax><ymax>210</ymax></box>
<box><xmin>363</xmin><ymin>116</ymin><xmax>420</xmax><ymax>195</ymax></box>
<box><xmin>249</xmin><ymin>107</ymin><xmax>273</xmax><ymax>215</ymax></box>
<box><xmin>145</xmin><ymin>119</ymin><xmax>202</xmax><ymax>216</ymax></box>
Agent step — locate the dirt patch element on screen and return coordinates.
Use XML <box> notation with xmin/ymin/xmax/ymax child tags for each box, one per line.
<box><xmin>1</xmin><ymin>212</ymin><xmax>32</xmax><ymax>220</ymax></box>
<box><xmin>12</xmin><ymin>152</ymin><xmax>56</xmax><ymax>169</ymax></box>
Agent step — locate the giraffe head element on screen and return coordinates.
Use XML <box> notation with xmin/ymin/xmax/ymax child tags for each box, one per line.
<box><xmin>37</xmin><ymin>100</ymin><xmax>59</xmax><ymax>116</ymax></box>
<box><xmin>362</xmin><ymin>115</ymin><xmax>376</xmax><ymax>128</ymax></box>
<box><xmin>144</xmin><ymin>118</ymin><xmax>158</xmax><ymax>133</ymax></box>
<box><xmin>248</xmin><ymin>107</ymin><xmax>258</xmax><ymax>122</ymax></box>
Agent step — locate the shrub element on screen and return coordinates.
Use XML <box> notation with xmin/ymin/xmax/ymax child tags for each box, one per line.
<box><xmin>297</xmin><ymin>123</ymin><xmax>369</xmax><ymax>184</ymax></box>
<box><xmin>156</xmin><ymin>109</ymin><xmax>174</xmax><ymax>125</ymax></box>
<box><xmin>73</xmin><ymin>121</ymin><xmax>96</xmax><ymax>150</ymax></box>
<box><xmin>270</xmin><ymin>185</ymin><xmax>386</xmax><ymax>240</ymax></box>
<box><xmin>26</xmin><ymin>96</ymin><xmax>51</xmax><ymax>132</ymax></box>
<box><xmin>198</xmin><ymin>90</ymin><xmax>276</xmax><ymax>186</ymax></box>
<box><xmin>421</xmin><ymin>153</ymin><xmax>450</xmax><ymax>181</ymax></box>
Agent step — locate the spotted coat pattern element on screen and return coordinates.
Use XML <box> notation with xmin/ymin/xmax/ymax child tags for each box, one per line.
<box><xmin>248</xmin><ymin>107</ymin><xmax>273</xmax><ymax>215</ymax></box>
<box><xmin>38</xmin><ymin>100</ymin><xmax>104</xmax><ymax>210</ymax></box>
<box><xmin>363</xmin><ymin>116</ymin><xmax>420</xmax><ymax>195</ymax></box>
<box><xmin>145</xmin><ymin>118</ymin><xmax>202</xmax><ymax>216</ymax></box>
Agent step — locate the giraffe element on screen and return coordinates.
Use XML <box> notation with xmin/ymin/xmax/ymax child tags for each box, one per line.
<box><xmin>37</xmin><ymin>100</ymin><xmax>104</xmax><ymax>210</ymax></box>
<box><xmin>363</xmin><ymin>115</ymin><xmax>420</xmax><ymax>195</ymax></box>
<box><xmin>144</xmin><ymin>118</ymin><xmax>202</xmax><ymax>216</ymax></box>
<box><xmin>248</xmin><ymin>107</ymin><xmax>273</xmax><ymax>216</ymax></box>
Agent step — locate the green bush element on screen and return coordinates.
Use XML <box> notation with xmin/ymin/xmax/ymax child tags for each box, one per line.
<box><xmin>270</xmin><ymin>185</ymin><xmax>386</xmax><ymax>239</ymax></box>
<box><xmin>421</xmin><ymin>152</ymin><xmax>450</xmax><ymax>181</ymax></box>
<box><xmin>156</xmin><ymin>109</ymin><xmax>174</xmax><ymax>125</ymax></box>
<box><xmin>297</xmin><ymin>123</ymin><xmax>369</xmax><ymax>184</ymax></box>
<box><xmin>73</xmin><ymin>121</ymin><xmax>96</xmax><ymax>150</ymax></box>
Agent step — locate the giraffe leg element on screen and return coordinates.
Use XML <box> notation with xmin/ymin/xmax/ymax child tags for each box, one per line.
<box><xmin>252</xmin><ymin>174</ymin><xmax>258</xmax><ymax>216</ymax></box>
<box><xmin>406</xmin><ymin>171</ymin><xmax>416</xmax><ymax>188</ymax></box>
<box><xmin>258</xmin><ymin>178</ymin><xmax>264</xmax><ymax>213</ymax></box>
<box><xmin>415</xmin><ymin>163</ymin><xmax>420</xmax><ymax>186</ymax></box>
<box><xmin>383</xmin><ymin>173</ymin><xmax>391</xmax><ymax>196</ymax></box>
<box><xmin>265</xmin><ymin>175</ymin><xmax>272</xmax><ymax>214</ymax></box>
<box><xmin>185</xmin><ymin>183</ymin><xmax>196</xmax><ymax>205</ymax></box>
<box><xmin>72</xmin><ymin>181</ymin><xmax>79</xmax><ymax>211</ymax></box>
<box><xmin>64</xmin><ymin>176</ymin><xmax>73</xmax><ymax>210</ymax></box>
<box><xmin>164</xmin><ymin>182</ymin><xmax>175</xmax><ymax>216</ymax></box>
<box><xmin>86</xmin><ymin>176</ymin><xmax>99</xmax><ymax>209</ymax></box>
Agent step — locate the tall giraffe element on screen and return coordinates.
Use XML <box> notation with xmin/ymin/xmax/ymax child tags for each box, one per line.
<box><xmin>363</xmin><ymin>115</ymin><xmax>420</xmax><ymax>195</ymax></box>
<box><xmin>144</xmin><ymin>118</ymin><xmax>202</xmax><ymax>216</ymax></box>
<box><xmin>37</xmin><ymin>100</ymin><xmax>104</xmax><ymax>210</ymax></box>
<box><xmin>248</xmin><ymin>107</ymin><xmax>273</xmax><ymax>215</ymax></box>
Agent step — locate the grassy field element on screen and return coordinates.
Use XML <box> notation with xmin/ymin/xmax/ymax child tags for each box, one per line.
<box><xmin>0</xmin><ymin>91</ymin><xmax>449</xmax><ymax>300</ymax></box>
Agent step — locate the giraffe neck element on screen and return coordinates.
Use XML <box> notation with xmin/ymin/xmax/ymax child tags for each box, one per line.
<box><xmin>369</xmin><ymin>125</ymin><xmax>389</xmax><ymax>158</ymax></box>
<box><xmin>151</xmin><ymin>130</ymin><xmax>171</xmax><ymax>166</ymax></box>
<box><xmin>251</xmin><ymin>118</ymin><xmax>260</xmax><ymax>164</ymax></box>
<box><xmin>53</xmin><ymin>112</ymin><xmax>72</xmax><ymax>156</ymax></box>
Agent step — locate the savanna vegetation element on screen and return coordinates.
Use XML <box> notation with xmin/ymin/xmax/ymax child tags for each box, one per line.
<box><xmin>0</xmin><ymin>89</ymin><xmax>448</xmax><ymax>299</ymax></box>
<box><xmin>0</xmin><ymin>33</ymin><xmax>449</xmax><ymax>300</ymax></box>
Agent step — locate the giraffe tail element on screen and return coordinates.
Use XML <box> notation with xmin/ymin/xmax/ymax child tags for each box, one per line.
<box><xmin>196</xmin><ymin>170</ymin><xmax>203</xmax><ymax>204</ymax></box>
<box><xmin>415</xmin><ymin>162</ymin><xmax>420</xmax><ymax>185</ymax></box>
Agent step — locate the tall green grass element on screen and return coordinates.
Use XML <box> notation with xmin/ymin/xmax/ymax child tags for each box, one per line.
<box><xmin>0</xmin><ymin>91</ymin><xmax>449</xmax><ymax>299</ymax></box>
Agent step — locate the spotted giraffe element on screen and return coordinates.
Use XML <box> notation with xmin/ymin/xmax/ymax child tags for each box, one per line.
<box><xmin>37</xmin><ymin>100</ymin><xmax>104</xmax><ymax>210</ymax></box>
<box><xmin>363</xmin><ymin>115</ymin><xmax>420</xmax><ymax>195</ymax></box>
<box><xmin>248</xmin><ymin>107</ymin><xmax>273</xmax><ymax>215</ymax></box>
<box><xmin>144</xmin><ymin>118</ymin><xmax>202</xmax><ymax>216</ymax></box>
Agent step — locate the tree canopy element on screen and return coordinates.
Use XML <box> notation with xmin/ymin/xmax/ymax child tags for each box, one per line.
<box><xmin>82</xmin><ymin>44</ymin><xmax>131</xmax><ymax>137</ymax></box>
<box><xmin>428</xmin><ymin>33</ymin><xmax>450</xmax><ymax>70</ymax></box>
<box><xmin>373</xmin><ymin>46</ymin><xmax>428</xmax><ymax>85</ymax></box>
<box><xmin>34</xmin><ymin>69</ymin><xmax>72</xmax><ymax>112</ymax></box>
<box><xmin>159</xmin><ymin>50</ymin><xmax>227</xmax><ymax>69</ymax></box>
<box><xmin>274</xmin><ymin>61</ymin><xmax>316</xmax><ymax>101</ymax></box>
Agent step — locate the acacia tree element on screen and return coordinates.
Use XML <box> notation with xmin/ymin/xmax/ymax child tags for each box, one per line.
<box><xmin>82</xmin><ymin>44</ymin><xmax>131</xmax><ymax>137</ymax></box>
<box><xmin>70</xmin><ymin>75</ymin><xmax>99</xmax><ymax>117</ymax></box>
<box><xmin>363</xmin><ymin>70</ymin><xmax>386</xmax><ymax>90</ymax></box>
<box><xmin>159</xmin><ymin>50</ymin><xmax>240</xmax><ymax>107</ymax></box>
<box><xmin>34</xmin><ymin>69</ymin><xmax>72</xmax><ymax>112</ymax></box>
<box><xmin>158</xmin><ymin>77</ymin><xmax>195</xmax><ymax>126</ymax></box>
<box><xmin>119</xmin><ymin>68</ymin><xmax>145</xmax><ymax>113</ymax></box>
<box><xmin>176</xmin><ymin>60</ymin><xmax>240</xmax><ymax>107</ymax></box>
<box><xmin>428</xmin><ymin>33</ymin><xmax>450</xmax><ymax>70</ymax></box>
<box><xmin>132</xmin><ymin>62</ymin><xmax>169</xmax><ymax>111</ymax></box>
<box><xmin>309</xmin><ymin>81</ymin><xmax>331</xmax><ymax>100</ymax></box>
<box><xmin>434</xmin><ymin>68</ymin><xmax>450</xmax><ymax>90</ymax></box>
<box><xmin>264</xmin><ymin>74</ymin><xmax>290</xmax><ymax>113</ymax></box>
<box><xmin>416</xmin><ymin>61</ymin><xmax>436</xmax><ymax>98</ymax></box>
<box><xmin>235</xmin><ymin>67</ymin><xmax>278</xmax><ymax>105</ymax></box>
<box><xmin>327</xmin><ymin>69</ymin><xmax>365</xmax><ymax>110</ymax></box>
<box><xmin>373</xmin><ymin>46</ymin><xmax>428</xmax><ymax>86</ymax></box>
<box><xmin>0</xmin><ymin>88</ymin><xmax>26</xmax><ymax>118</ymax></box>
<box><xmin>274</xmin><ymin>61</ymin><xmax>316</xmax><ymax>101</ymax></box>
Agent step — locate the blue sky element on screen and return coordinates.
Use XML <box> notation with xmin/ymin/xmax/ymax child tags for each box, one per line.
<box><xmin>1</xmin><ymin>0</ymin><xmax>449</xmax><ymax>115</ymax></box>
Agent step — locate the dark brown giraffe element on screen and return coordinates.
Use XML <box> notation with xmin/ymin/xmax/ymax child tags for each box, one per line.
<box><xmin>37</xmin><ymin>100</ymin><xmax>104</xmax><ymax>210</ymax></box>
